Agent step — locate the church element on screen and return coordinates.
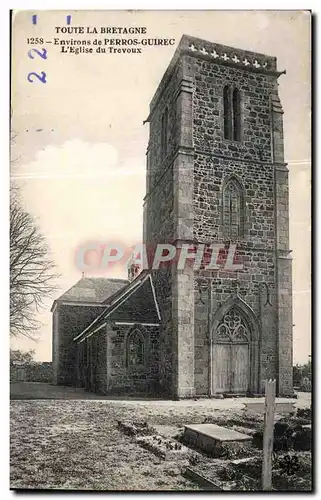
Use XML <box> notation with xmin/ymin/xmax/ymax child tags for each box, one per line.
<box><xmin>51</xmin><ymin>35</ymin><xmax>293</xmax><ymax>398</ymax></box>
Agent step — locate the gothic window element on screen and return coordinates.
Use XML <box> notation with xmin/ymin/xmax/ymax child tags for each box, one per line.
<box><xmin>223</xmin><ymin>177</ymin><xmax>245</xmax><ymax>239</ymax></box>
<box><xmin>223</xmin><ymin>86</ymin><xmax>241</xmax><ymax>141</ymax></box>
<box><xmin>127</xmin><ymin>330</ymin><xmax>145</xmax><ymax>367</ymax></box>
<box><xmin>161</xmin><ymin>107</ymin><xmax>169</xmax><ymax>157</ymax></box>
<box><xmin>214</xmin><ymin>308</ymin><xmax>249</xmax><ymax>343</ymax></box>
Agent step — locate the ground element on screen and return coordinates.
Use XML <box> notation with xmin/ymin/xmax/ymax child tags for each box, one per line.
<box><xmin>10</xmin><ymin>383</ymin><xmax>311</xmax><ymax>491</ymax></box>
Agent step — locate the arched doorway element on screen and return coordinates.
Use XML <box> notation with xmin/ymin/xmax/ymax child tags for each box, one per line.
<box><xmin>211</xmin><ymin>298</ymin><xmax>259</xmax><ymax>395</ymax></box>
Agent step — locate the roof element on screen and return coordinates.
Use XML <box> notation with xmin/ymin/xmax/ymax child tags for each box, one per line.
<box><xmin>73</xmin><ymin>271</ymin><xmax>161</xmax><ymax>343</ymax></box>
<box><xmin>51</xmin><ymin>277</ymin><xmax>129</xmax><ymax>311</ymax></box>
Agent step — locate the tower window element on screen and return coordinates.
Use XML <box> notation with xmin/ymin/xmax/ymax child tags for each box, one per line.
<box><xmin>233</xmin><ymin>88</ymin><xmax>241</xmax><ymax>142</ymax></box>
<box><xmin>161</xmin><ymin>107</ymin><xmax>169</xmax><ymax>157</ymax></box>
<box><xmin>223</xmin><ymin>86</ymin><xmax>241</xmax><ymax>141</ymax></box>
<box><xmin>223</xmin><ymin>177</ymin><xmax>245</xmax><ymax>239</ymax></box>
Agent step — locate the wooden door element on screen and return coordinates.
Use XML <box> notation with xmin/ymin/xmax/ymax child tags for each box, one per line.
<box><xmin>212</xmin><ymin>307</ymin><xmax>252</xmax><ymax>395</ymax></box>
<box><xmin>212</xmin><ymin>343</ymin><xmax>250</xmax><ymax>394</ymax></box>
<box><xmin>212</xmin><ymin>344</ymin><xmax>231</xmax><ymax>394</ymax></box>
<box><xmin>230</xmin><ymin>343</ymin><xmax>249</xmax><ymax>393</ymax></box>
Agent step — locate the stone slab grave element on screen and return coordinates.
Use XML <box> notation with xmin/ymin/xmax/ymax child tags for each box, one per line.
<box><xmin>184</xmin><ymin>424</ymin><xmax>252</xmax><ymax>454</ymax></box>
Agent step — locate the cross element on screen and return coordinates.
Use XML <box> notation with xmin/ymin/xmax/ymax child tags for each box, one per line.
<box><xmin>253</xmin><ymin>59</ymin><xmax>261</xmax><ymax>68</ymax></box>
<box><xmin>243</xmin><ymin>58</ymin><xmax>250</xmax><ymax>66</ymax></box>
<box><xmin>200</xmin><ymin>47</ymin><xmax>208</xmax><ymax>55</ymax></box>
<box><xmin>232</xmin><ymin>55</ymin><xmax>240</xmax><ymax>63</ymax></box>
<box><xmin>221</xmin><ymin>53</ymin><xmax>229</xmax><ymax>61</ymax></box>
<box><xmin>189</xmin><ymin>44</ymin><xmax>197</xmax><ymax>52</ymax></box>
<box><xmin>211</xmin><ymin>49</ymin><xmax>220</xmax><ymax>59</ymax></box>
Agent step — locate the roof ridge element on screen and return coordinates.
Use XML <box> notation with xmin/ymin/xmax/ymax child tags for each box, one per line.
<box><xmin>82</xmin><ymin>277</ymin><xmax>128</xmax><ymax>281</ymax></box>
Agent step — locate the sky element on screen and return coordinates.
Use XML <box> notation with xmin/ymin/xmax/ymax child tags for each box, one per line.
<box><xmin>10</xmin><ymin>10</ymin><xmax>311</xmax><ymax>364</ymax></box>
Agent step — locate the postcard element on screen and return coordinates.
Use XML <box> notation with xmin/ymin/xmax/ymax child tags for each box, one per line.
<box><xmin>10</xmin><ymin>10</ymin><xmax>311</xmax><ymax>491</ymax></box>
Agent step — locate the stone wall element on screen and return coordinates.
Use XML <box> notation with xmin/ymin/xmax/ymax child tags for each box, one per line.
<box><xmin>11</xmin><ymin>362</ymin><xmax>53</xmax><ymax>383</ymax></box>
<box><xmin>186</xmin><ymin>46</ymin><xmax>291</xmax><ymax>395</ymax></box>
<box><xmin>143</xmin><ymin>59</ymin><xmax>182</xmax><ymax>397</ymax></box>
<box><xmin>55</xmin><ymin>304</ymin><xmax>103</xmax><ymax>386</ymax></box>
<box><xmin>271</xmin><ymin>90</ymin><xmax>293</xmax><ymax>395</ymax></box>
<box><xmin>106</xmin><ymin>324</ymin><xmax>160</xmax><ymax>395</ymax></box>
<box><xmin>86</xmin><ymin>327</ymin><xmax>108</xmax><ymax>394</ymax></box>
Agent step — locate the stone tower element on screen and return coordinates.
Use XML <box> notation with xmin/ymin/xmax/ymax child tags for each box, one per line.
<box><xmin>144</xmin><ymin>35</ymin><xmax>293</xmax><ymax>398</ymax></box>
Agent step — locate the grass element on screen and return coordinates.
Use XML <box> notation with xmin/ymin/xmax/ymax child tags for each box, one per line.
<box><xmin>10</xmin><ymin>399</ymin><xmax>226</xmax><ymax>491</ymax></box>
<box><xmin>10</xmin><ymin>390</ymin><xmax>312</xmax><ymax>491</ymax></box>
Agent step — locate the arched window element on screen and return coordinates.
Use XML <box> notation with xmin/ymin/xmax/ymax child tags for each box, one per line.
<box><xmin>223</xmin><ymin>177</ymin><xmax>245</xmax><ymax>239</ymax></box>
<box><xmin>214</xmin><ymin>308</ymin><xmax>250</xmax><ymax>343</ymax></box>
<box><xmin>126</xmin><ymin>330</ymin><xmax>145</xmax><ymax>367</ymax></box>
<box><xmin>223</xmin><ymin>86</ymin><xmax>241</xmax><ymax>142</ymax></box>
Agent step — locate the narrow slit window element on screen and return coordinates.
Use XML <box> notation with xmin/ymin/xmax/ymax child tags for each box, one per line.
<box><xmin>223</xmin><ymin>86</ymin><xmax>241</xmax><ymax>142</ymax></box>
<box><xmin>223</xmin><ymin>86</ymin><xmax>232</xmax><ymax>140</ymax></box>
<box><xmin>233</xmin><ymin>88</ymin><xmax>241</xmax><ymax>141</ymax></box>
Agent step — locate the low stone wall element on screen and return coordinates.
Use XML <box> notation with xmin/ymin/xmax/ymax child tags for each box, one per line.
<box><xmin>10</xmin><ymin>362</ymin><xmax>53</xmax><ymax>383</ymax></box>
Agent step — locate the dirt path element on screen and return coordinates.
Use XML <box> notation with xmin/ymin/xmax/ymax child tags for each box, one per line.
<box><xmin>10</xmin><ymin>382</ymin><xmax>311</xmax><ymax>409</ymax></box>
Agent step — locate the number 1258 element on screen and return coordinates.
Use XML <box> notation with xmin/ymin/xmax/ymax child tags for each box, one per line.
<box><xmin>27</xmin><ymin>37</ymin><xmax>44</xmax><ymax>44</ymax></box>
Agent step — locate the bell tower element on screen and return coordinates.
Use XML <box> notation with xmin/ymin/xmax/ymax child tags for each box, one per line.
<box><xmin>144</xmin><ymin>35</ymin><xmax>293</xmax><ymax>398</ymax></box>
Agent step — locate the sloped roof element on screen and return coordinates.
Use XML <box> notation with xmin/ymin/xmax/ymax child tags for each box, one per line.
<box><xmin>74</xmin><ymin>272</ymin><xmax>161</xmax><ymax>343</ymax></box>
<box><xmin>107</xmin><ymin>275</ymin><xmax>160</xmax><ymax>324</ymax></box>
<box><xmin>51</xmin><ymin>277</ymin><xmax>129</xmax><ymax>310</ymax></box>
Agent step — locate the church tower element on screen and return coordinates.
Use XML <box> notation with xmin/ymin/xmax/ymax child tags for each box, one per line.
<box><xmin>144</xmin><ymin>35</ymin><xmax>293</xmax><ymax>398</ymax></box>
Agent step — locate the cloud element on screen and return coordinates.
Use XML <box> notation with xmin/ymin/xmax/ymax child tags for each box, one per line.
<box><xmin>12</xmin><ymin>139</ymin><xmax>144</xmax><ymax>180</ymax></box>
<box><xmin>13</xmin><ymin>140</ymin><xmax>146</xmax><ymax>282</ymax></box>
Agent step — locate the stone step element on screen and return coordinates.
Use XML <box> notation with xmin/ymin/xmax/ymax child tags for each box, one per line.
<box><xmin>184</xmin><ymin>424</ymin><xmax>252</xmax><ymax>453</ymax></box>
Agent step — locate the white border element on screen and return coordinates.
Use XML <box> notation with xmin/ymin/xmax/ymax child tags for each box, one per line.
<box><xmin>4</xmin><ymin>4</ymin><xmax>316</xmax><ymax>499</ymax></box>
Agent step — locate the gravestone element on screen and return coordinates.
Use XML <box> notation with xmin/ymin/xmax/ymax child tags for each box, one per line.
<box><xmin>184</xmin><ymin>424</ymin><xmax>252</xmax><ymax>453</ymax></box>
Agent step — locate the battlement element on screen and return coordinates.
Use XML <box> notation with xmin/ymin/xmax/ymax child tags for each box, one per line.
<box><xmin>148</xmin><ymin>34</ymin><xmax>283</xmax><ymax>119</ymax></box>
<box><xmin>180</xmin><ymin>34</ymin><xmax>277</xmax><ymax>72</ymax></box>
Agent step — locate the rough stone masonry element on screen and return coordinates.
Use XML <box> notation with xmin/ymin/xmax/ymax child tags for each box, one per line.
<box><xmin>143</xmin><ymin>34</ymin><xmax>293</xmax><ymax>398</ymax></box>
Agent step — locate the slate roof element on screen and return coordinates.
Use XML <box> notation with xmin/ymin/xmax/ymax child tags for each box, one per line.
<box><xmin>51</xmin><ymin>277</ymin><xmax>129</xmax><ymax>310</ymax></box>
<box><xmin>73</xmin><ymin>271</ymin><xmax>161</xmax><ymax>343</ymax></box>
<box><xmin>107</xmin><ymin>275</ymin><xmax>160</xmax><ymax>324</ymax></box>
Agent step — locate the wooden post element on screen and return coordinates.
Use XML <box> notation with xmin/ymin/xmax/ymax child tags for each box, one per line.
<box><xmin>208</xmin><ymin>280</ymin><xmax>213</xmax><ymax>398</ymax></box>
<box><xmin>262</xmin><ymin>379</ymin><xmax>276</xmax><ymax>491</ymax></box>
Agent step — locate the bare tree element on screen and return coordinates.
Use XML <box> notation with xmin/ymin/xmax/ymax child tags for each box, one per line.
<box><xmin>10</xmin><ymin>186</ymin><xmax>59</xmax><ymax>339</ymax></box>
<box><xmin>10</xmin><ymin>348</ymin><xmax>35</xmax><ymax>364</ymax></box>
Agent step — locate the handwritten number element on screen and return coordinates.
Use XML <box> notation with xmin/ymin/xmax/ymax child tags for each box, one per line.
<box><xmin>27</xmin><ymin>71</ymin><xmax>47</xmax><ymax>83</ymax></box>
<box><xmin>28</xmin><ymin>48</ymin><xmax>48</xmax><ymax>60</ymax></box>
